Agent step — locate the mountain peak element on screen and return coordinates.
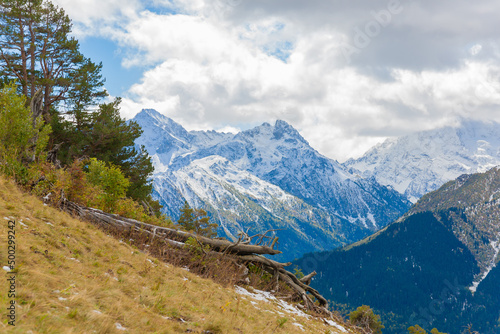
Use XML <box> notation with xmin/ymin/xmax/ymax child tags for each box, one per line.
<box><xmin>274</xmin><ymin>119</ymin><xmax>291</xmax><ymax>127</ymax></box>
<box><xmin>239</xmin><ymin>120</ymin><xmax>309</xmax><ymax>145</ymax></box>
<box><xmin>345</xmin><ymin>118</ymin><xmax>500</xmax><ymax>202</ymax></box>
<box><xmin>134</xmin><ymin>109</ymin><xmax>172</xmax><ymax>127</ymax></box>
<box><xmin>272</xmin><ymin>119</ymin><xmax>308</xmax><ymax>144</ymax></box>
<box><xmin>136</xmin><ymin>108</ymin><xmax>165</xmax><ymax>120</ymax></box>
<box><xmin>133</xmin><ymin>109</ymin><xmax>189</xmax><ymax>139</ymax></box>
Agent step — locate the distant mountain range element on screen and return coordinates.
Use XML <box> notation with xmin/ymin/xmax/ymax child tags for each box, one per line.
<box><xmin>134</xmin><ymin>111</ymin><xmax>500</xmax><ymax>331</ymax></box>
<box><xmin>132</xmin><ymin>109</ymin><xmax>410</xmax><ymax>261</ymax></box>
<box><xmin>345</xmin><ymin>119</ymin><xmax>500</xmax><ymax>202</ymax></box>
<box><xmin>295</xmin><ymin>167</ymin><xmax>500</xmax><ymax>333</ymax></box>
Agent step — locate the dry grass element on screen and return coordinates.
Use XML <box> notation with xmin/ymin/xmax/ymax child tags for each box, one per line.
<box><xmin>0</xmin><ymin>176</ymin><xmax>354</xmax><ymax>333</ymax></box>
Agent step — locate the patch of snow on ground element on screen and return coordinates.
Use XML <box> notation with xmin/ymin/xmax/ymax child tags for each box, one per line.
<box><xmin>469</xmin><ymin>237</ymin><xmax>500</xmax><ymax>293</ymax></box>
<box><xmin>293</xmin><ymin>322</ymin><xmax>305</xmax><ymax>331</ymax></box>
<box><xmin>324</xmin><ymin>319</ymin><xmax>348</xmax><ymax>332</ymax></box>
<box><xmin>235</xmin><ymin>286</ymin><xmax>349</xmax><ymax>332</ymax></box>
<box><xmin>115</xmin><ymin>323</ymin><xmax>127</xmax><ymax>331</ymax></box>
<box><xmin>235</xmin><ymin>286</ymin><xmax>312</xmax><ymax>319</ymax></box>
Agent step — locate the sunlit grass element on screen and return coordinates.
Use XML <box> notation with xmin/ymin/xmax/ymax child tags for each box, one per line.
<box><xmin>0</xmin><ymin>176</ymin><xmax>350</xmax><ymax>333</ymax></box>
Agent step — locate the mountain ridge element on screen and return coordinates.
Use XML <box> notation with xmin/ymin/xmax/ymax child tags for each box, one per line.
<box><xmin>133</xmin><ymin>109</ymin><xmax>411</xmax><ymax>261</ymax></box>
<box><xmin>345</xmin><ymin>119</ymin><xmax>500</xmax><ymax>203</ymax></box>
<box><xmin>294</xmin><ymin>166</ymin><xmax>500</xmax><ymax>333</ymax></box>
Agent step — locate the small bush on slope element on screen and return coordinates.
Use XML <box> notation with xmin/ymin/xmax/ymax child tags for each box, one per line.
<box><xmin>30</xmin><ymin>159</ymin><xmax>173</xmax><ymax>228</ymax></box>
<box><xmin>0</xmin><ymin>83</ymin><xmax>50</xmax><ymax>183</ymax></box>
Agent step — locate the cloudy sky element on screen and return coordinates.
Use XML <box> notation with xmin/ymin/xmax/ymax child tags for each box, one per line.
<box><xmin>52</xmin><ymin>0</ymin><xmax>500</xmax><ymax>162</ymax></box>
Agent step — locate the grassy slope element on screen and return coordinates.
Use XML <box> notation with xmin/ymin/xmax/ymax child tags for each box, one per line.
<box><xmin>0</xmin><ymin>176</ymin><xmax>351</xmax><ymax>333</ymax></box>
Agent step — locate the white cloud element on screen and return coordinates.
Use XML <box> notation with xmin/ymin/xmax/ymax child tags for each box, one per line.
<box><xmin>470</xmin><ymin>44</ymin><xmax>483</xmax><ymax>56</ymax></box>
<box><xmin>52</xmin><ymin>0</ymin><xmax>142</xmax><ymax>36</ymax></box>
<box><xmin>51</xmin><ymin>0</ymin><xmax>500</xmax><ymax>162</ymax></box>
<box><xmin>114</xmin><ymin>12</ymin><xmax>245</xmax><ymax>67</ymax></box>
<box><xmin>217</xmin><ymin>125</ymin><xmax>241</xmax><ymax>134</ymax></box>
<box><xmin>118</xmin><ymin>9</ymin><xmax>500</xmax><ymax>161</ymax></box>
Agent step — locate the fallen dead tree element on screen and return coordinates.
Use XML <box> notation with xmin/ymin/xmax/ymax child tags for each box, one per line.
<box><xmin>60</xmin><ymin>198</ymin><xmax>331</xmax><ymax>315</ymax></box>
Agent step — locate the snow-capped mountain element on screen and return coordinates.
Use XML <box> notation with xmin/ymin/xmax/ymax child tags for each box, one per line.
<box><xmin>133</xmin><ymin>109</ymin><xmax>410</xmax><ymax>260</ymax></box>
<box><xmin>344</xmin><ymin>119</ymin><xmax>500</xmax><ymax>202</ymax></box>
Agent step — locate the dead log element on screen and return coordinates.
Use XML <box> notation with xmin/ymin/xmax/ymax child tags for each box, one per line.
<box><xmin>278</xmin><ymin>271</ymin><xmax>314</xmax><ymax>309</ymax></box>
<box><xmin>60</xmin><ymin>198</ymin><xmax>331</xmax><ymax>314</ymax></box>
<box><xmin>237</xmin><ymin>255</ymin><xmax>291</xmax><ymax>269</ymax></box>
<box><xmin>278</xmin><ymin>267</ymin><xmax>327</xmax><ymax>306</ymax></box>
<box><xmin>61</xmin><ymin>199</ymin><xmax>281</xmax><ymax>256</ymax></box>
<box><xmin>300</xmin><ymin>271</ymin><xmax>317</xmax><ymax>285</ymax></box>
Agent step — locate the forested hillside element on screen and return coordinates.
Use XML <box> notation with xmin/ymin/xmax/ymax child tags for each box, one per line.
<box><xmin>295</xmin><ymin>168</ymin><xmax>500</xmax><ymax>333</ymax></box>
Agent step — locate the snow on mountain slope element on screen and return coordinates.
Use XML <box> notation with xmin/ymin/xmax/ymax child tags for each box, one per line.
<box><xmin>134</xmin><ymin>109</ymin><xmax>231</xmax><ymax>172</ymax></box>
<box><xmin>155</xmin><ymin>114</ymin><xmax>410</xmax><ymax>229</ymax></box>
<box><xmin>344</xmin><ymin>119</ymin><xmax>500</xmax><ymax>202</ymax></box>
<box><xmin>153</xmin><ymin>155</ymin><xmax>347</xmax><ymax>260</ymax></box>
<box><xmin>133</xmin><ymin>109</ymin><xmax>411</xmax><ymax>260</ymax></box>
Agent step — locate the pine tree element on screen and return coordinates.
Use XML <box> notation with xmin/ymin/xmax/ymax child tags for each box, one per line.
<box><xmin>177</xmin><ymin>201</ymin><xmax>218</xmax><ymax>238</ymax></box>
<box><xmin>349</xmin><ymin>305</ymin><xmax>384</xmax><ymax>334</ymax></box>
<box><xmin>408</xmin><ymin>325</ymin><xmax>427</xmax><ymax>334</ymax></box>
<box><xmin>0</xmin><ymin>0</ymin><xmax>107</xmax><ymax>121</ymax></box>
<box><xmin>1</xmin><ymin>0</ymin><xmax>158</xmax><ymax>210</ymax></box>
<box><xmin>85</xmin><ymin>98</ymin><xmax>155</xmax><ymax>203</ymax></box>
<box><xmin>408</xmin><ymin>325</ymin><xmax>447</xmax><ymax>334</ymax></box>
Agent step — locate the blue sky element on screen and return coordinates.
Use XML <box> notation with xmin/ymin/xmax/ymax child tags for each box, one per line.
<box><xmin>53</xmin><ymin>0</ymin><xmax>500</xmax><ymax>162</ymax></box>
<box><xmin>78</xmin><ymin>37</ymin><xmax>145</xmax><ymax>97</ymax></box>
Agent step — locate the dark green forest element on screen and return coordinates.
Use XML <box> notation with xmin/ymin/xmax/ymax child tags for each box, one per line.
<box><xmin>295</xmin><ymin>211</ymin><xmax>499</xmax><ymax>333</ymax></box>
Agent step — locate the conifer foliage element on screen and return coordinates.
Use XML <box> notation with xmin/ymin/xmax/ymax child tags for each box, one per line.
<box><xmin>407</xmin><ymin>325</ymin><xmax>447</xmax><ymax>334</ymax></box>
<box><xmin>0</xmin><ymin>0</ymin><xmax>156</xmax><ymax>206</ymax></box>
<box><xmin>349</xmin><ymin>305</ymin><xmax>384</xmax><ymax>334</ymax></box>
<box><xmin>177</xmin><ymin>201</ymin><xmax>218</xmax><ymax>237</ymax></box>
<box><xmin>0</xmin><ymin>0</ymin><xmax>106</xmax><ymax>120</ymax></box>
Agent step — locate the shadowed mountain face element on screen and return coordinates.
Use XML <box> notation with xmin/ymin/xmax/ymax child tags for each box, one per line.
<box><xmin>295</xmin><ymin>167</ymin><xmax>500</xmax><ymax>334</ymax></box>
<box><xmin>133</xmin><ymin>109</ymin><xmax>411</xmax><ymax>261</ymax></box>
